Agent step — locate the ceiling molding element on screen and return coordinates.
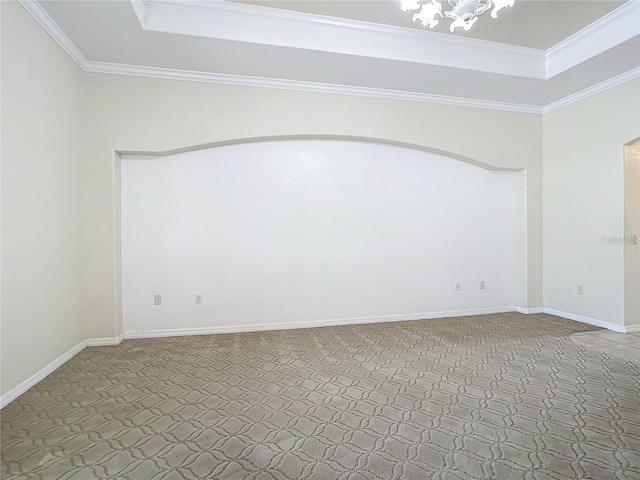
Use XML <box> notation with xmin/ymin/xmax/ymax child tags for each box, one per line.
<box><xmin>129</xmin><ymin>0</ymin><xmax>146</xmax><ymax>26</ymax></box>
<box><xmin>136</xmin><ymin>0</ymin><xmax>546</xmax><ymax>79</ymax></box>
<box><xmin>542</xmin><ymin>67</ymin><xmax>640</xmax><ymax>114</ymax></box>
<box><xmin>546</xmin><ymin>0</ymin><xmax>640</xmax><ymax>79</ymax></box>
<box><xmin>16</xmin><ymin>0</ymin><xmax>638</xmax><ymax>117</ymax></box>
<box><xmin>134</xmin><ymin>0</ymin><xmax>640</xmax><ymax>80</ymax></box>
<box><xmin>18</xmin><ymin>0</ymin><xmax>88</xmax><ymax>69</ymax></box>
<box><xmin>83</xmin><ymin>61</ymin><xmax>544</xmax><ymax>114</ymax></box>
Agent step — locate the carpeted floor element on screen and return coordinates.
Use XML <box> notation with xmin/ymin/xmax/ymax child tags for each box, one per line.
<box><xmin>2</xmin><ymin>313</ymin><xmax>639</xmax><ymax>479</ymax></box>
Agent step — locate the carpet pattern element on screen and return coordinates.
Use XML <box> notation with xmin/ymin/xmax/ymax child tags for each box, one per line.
<box><xmin>2</xmin><ymin>313</ymin><xmax>640</xmax><ymax>479</ymax></box>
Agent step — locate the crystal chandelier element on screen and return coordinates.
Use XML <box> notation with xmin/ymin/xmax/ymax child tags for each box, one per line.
<box><xmin>400</xmin><ymin>0</ymin><xmax>515</xmax><ymax>32</ymax></box>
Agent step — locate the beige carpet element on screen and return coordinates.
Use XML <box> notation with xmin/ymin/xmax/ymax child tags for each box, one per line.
<box><xmin>2</xmin><ymin>313</ymin><xmax>639</xmax><ymax>479</ymax></box>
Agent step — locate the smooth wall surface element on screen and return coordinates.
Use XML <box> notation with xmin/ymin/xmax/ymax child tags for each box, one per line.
<box><xmin>79</xmin><ymin>73</ymin><xmax>543</xmax><ymax>339</ymax></box>
<box><xmin>624</xmin><ymin>140</ymin><xmax>640</xmax><ymax>327</ymax></box>
<box><xmin>543</xmin><ymin>79</ymin><xmax>640</xmax><ymax>327</ymax></box>
<box><xmin>1</xmin><ymin>2</ymin><xmax>84</xmax><ymax>396</ymax></box>
<box><xmin>121</xmin><ymin>142</ymin><xmax>517</xmax><ymax>334</ymax></box>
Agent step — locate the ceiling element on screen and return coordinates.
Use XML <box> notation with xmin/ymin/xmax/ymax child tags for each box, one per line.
<box><xmin>230</xmin><ymin>0</ymin><xmax>624</xmax><ymax>49</ymax></box>
<box><xmin>26</xmin><ymin>0</ymin><xmax>640</xmax><ymax>113</ymax></box>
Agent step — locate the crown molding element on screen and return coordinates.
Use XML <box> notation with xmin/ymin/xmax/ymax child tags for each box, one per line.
<box><xmin>135</xmin><ymin>0</ymin><xmax>640</xmax><ymax>80</ymax></box>
<box><xmin>84</xmin><ymin>61</ymin><xmax>544</xmax><ymax>114</ymax></box>
<box><xmin>543</xmin><ymin>67</ymin><xmax>640</xmax><ymax>113</ymax></box>
<box><xmin>16</xmin><ymin>0</ymin><xmax>638</xmax><ymax>117</ymax></box>
<box><xmin>136</xmin><ymin>0</ymin><xmax>546</xmax><ymax>79</ymax></box>
<box><xmin>81</xmin><ymin>59</ymin><xmax>636</xmax><ymax>115</ymax></box>
<box><xmin>546</xmin><ymin>0</ymin><xmax>640</xmax><ymax>79</ymax></box>
<box><xmin>18</xmin><ymin>0</ymin><xmax>88</xmax><ymax>68</ymax></box>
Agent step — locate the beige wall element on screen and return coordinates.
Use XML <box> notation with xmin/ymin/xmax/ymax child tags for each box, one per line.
<box><xmin>1</xmin><ymin>2</ymin><xmax>84</xmax><ymax>395</ymax></box>
<box><xmin>543</xmin><ymin>80</ymin><xmax>640</xmax><ymax>326</ymax></box>
<box><xmin>78</xmin><ymin>74</ymin><xmax>544</xmax><ymax>339</ymax></box>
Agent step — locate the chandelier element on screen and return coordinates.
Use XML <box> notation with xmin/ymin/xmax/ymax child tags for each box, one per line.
<box><xmin>400</xmin><ymin>0</ymin><xmax>515</xmax><ymax>32</ymax></box>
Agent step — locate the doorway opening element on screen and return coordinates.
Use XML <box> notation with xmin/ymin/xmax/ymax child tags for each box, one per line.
<box><xmin>624</xmin><ymin>138</ymin><xmax>640</xmax><ymax>328</ymax></box>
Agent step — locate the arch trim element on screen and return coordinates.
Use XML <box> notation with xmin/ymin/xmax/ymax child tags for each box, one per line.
<box><xmin>117</xmin><ymin>135</ymin><xmax>521</xmax><ymax>172</ymax></box>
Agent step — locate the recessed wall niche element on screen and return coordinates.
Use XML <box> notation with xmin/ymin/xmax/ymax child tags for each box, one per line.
<box><xmin>121</xmin><ymin>139</ymin><xmax>518</xmax><ymax>335</ymax></box>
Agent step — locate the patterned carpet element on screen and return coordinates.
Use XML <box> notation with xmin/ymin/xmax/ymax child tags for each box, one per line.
<box><xmin>2</xmin><ymin>313</ymin><xmax>640</xmax><ymax>479</ymax></box>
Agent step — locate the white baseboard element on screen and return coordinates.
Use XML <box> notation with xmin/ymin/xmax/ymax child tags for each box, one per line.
<box><xmin>85</xmin><ymin>334</ymin><xmax>124</xmax><ymax>347</ymax></box>
<box><xmin>125</xmin><ymin>307</ymin><xmax>639</xmax><ymax>339</ymax></box>
<box><xmin>1</xmin><ymin>342</ymin><xmax>86</xmax><ymax>409</ymax></box>
<box><xmin>124</xmin><ymin>306</ymin><xmax>517</xmax><ymax>339</ymax></box>
<box><xmin>515</xmin><ymin>306</ymin><xmax>545</xmax><ymax>314</ymax></box>
<box><xmin>542</xmin><ymin>308</ymin><xmax>627</xmax><ymax>333</ymax></box>
<box><xmin>622</xmin><ymin>324</ymin><xmax>640</xmax><ymax>333</ymax></box>
<box><xmin>1</xmin><ymin>335</ymin><xmax>123</xmax><ymax>409</ymax></box>
<box><xmin>4</xmin><ymin>308</ymin><xmax>635</xmax><ymax>409</ymax></box>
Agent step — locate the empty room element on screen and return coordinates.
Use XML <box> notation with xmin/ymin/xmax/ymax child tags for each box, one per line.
<box><xmin>1</xmin><ymin>0</ymin><xmax>639</xmax><ymax>478</ymax></box>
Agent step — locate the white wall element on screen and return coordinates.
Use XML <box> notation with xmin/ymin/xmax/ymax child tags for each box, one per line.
<box><xmin>1</xmin><ymin>2</ymin><xmax>84</xmax><ymax>397</ymax></box>
<box><xmin>543</xmin><ymin>79</ymin><xmax>640</xmax><ymax>327</ymax></box>
<box><xmin>121</xmin><ymin>141</ymin><xmax>517</xmax><ymax>334</ymax></box>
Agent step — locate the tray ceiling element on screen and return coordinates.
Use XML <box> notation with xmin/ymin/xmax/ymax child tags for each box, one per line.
<box><xmin>230</xmin><ymin>0</ymin><xmax>625</xmax><ymax>49</ymax></box>
<box><xmin>23</xmin><ymin>0</ymin><xmax>640</xmax><ymax>113</ymax></box>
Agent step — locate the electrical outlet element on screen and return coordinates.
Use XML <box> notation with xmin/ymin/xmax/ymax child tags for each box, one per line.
<box><xmin>480</xmin><ymin>281</ymin><xmax>486</xmax><ymax>290</ymax></box>
<box><xmin>153</xmin><ymin>294</ymin><xmax>162</xmax><ymax>305</ymax></box>
<box><xmin>195</xmin><ymin>294</ymin><xmax>202</xmax><ymax>304</ymax></box>
<box><xmin>577</xmin><ymin>285</ymin><xmax>584</xmax><ymax>295</ymax></box>
<box><xmin>455</xmin><ymin>282</ymin><xmax>461</xmax><ymax>291</ymax></box>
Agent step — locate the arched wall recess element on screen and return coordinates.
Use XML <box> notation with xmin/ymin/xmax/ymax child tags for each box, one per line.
<box><xmin>117</xmin><ymin>137</ymin><xmax>527</xmax><ymax>337</ymax></box>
